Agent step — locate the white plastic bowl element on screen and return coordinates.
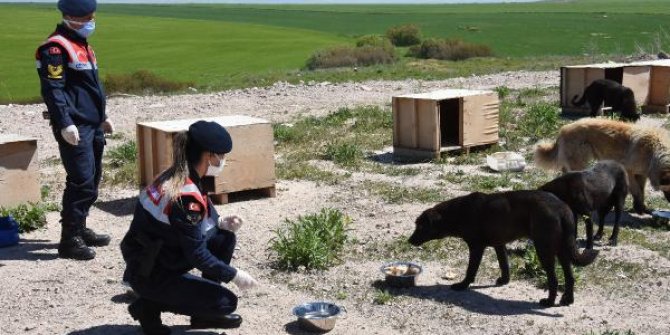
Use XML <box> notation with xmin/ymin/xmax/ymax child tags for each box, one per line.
<box><xmin>486</xmin><ymin>151</ymin><xmax>526</xmax><ymax>172</ymax></box>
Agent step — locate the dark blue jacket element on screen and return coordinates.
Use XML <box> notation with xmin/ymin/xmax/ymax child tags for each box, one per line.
<box><xmin>120</xmin><ymin>171</ymin><xmax>238</xmax><ymax>284</ymax></box>
<box><xmin>36</xmin><ymin>24</ymin><xmax>106</xmax><ymax>130</ymax></box>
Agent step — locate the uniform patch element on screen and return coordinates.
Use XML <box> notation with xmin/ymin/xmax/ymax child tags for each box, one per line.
<box><xmin>188</xmin><ymin>202</ymin><xmax>201</xmax><ymax>212</ymax></box>
<box><xmin>48</xmin><ymin>47</ymin><xmax>62</xmax><ymax>55</ymax></box>
<box><xmin>47</xmin><ymin>64</ymin><xmax>63</xmax><ymax>79</ymax></box>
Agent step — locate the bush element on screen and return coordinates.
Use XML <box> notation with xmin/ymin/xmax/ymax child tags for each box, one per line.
<box><xmin>269</xmin><ymin>208</ymin><xmax>351</xmax><ymax>271</ymax></box>
<box><xmin>306</xmin><ymin>45</ymin><xmax>397</xmax><ymax>70</ymax></box>
<box><xmin>409</xmin><ymin>38</ymin><xmax>493</xmax><ymax>61</ymax></box>
<box><xmin>1</xmin><ymin>202</ymin><xmax>60</xmax><ymax>233</ymax></box>
<box><xmin>386</xmin><ymin>24</ymin><xmax>422</xmax><ymax>47</ymax></box>
<box><xmin>324</xmin><ymin>142</ymin><xmax>364</xmax><ymax>168</ymax></box>
<box><xmin>104</xmin><ymin>70</ymin><xmax>194</xmax><ymax>95</ymax></box>
<box><xmin>517</xmin><ymin>103</ymin><xmax>561</xmax><ymax>142</ymax></box>
<box><xmin>104</xmin><ymin>141</ymin><xmax>138</xmax><ymax>186</ymax></box>
<box><xmin>356</xmin><ymin>34</ymin><xmax>394</xmax><ymax>50</ymax></box>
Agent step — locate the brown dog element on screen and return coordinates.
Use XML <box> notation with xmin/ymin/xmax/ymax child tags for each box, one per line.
<box><xmin>535</xmin><ymin>118</ymin><xmax>670</xmax><ymax>214</ymax></box>
<box><xmin>408</xmin><ymin>191</ymin><xmax>598</xmax><ymax>307</ymax></box>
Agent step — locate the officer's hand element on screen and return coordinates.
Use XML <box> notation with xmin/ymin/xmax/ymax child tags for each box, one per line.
<box><xmin>218</xmin><ymin>215</ymin><xmax>243</xmax><ymax>233</ymax></box>
<box><xmin>232</xmin><ymin>269</ymin><xmax>258</xmax><ymax>290</ymax></box>
<box><xmin>61</xmin><ymin>125</ymin><xmax>79</xmax><ymax>146</ymax></box>
<box><xmin>101</xmin><ymin>118</ymin><xmax>115</xmax><ymax>135</ymax></box>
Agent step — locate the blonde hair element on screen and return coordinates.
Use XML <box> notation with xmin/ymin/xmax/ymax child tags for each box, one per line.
<box><xmin>152</xmin><ymin>132</ymin><xmax>190</xmax><ymax>201</ymax></box>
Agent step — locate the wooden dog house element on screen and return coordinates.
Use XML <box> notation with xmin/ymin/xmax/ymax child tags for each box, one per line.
<box><xmin>0</xmin><ymin>135</ymin><xmax>41</xmax><ymax>208</ymax></box>
<box><xmin>630</xmin><ymin>60</ymin><xmax>670</xmax><ymax>114</ymax></box>
<box><xmin>392</xmin><ymin>89</ymin><xmax>499</xmax><ymax>160</ymax></box>
<box><xmin>560</xmin><ymin>62</ymin><xmax>650</xmax><ymax>114</ymax></box>
<box><xmin>136</xmin><ymin>115</ymin><xmax>276</xmax><ymax>204</ymax></box>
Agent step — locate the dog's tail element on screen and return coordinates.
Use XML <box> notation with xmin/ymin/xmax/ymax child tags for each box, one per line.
<box><xmin>534</xmin><ymin>140</ymin><xmax>560</xmax><ymax>170</ymax></box>
<box><xmin>561</xmin><ymin>214</ymin><xmax>599</xmax><ymax>267</ymax></box>
<box><xmin>572</xmin><ymin>93</ymin><xmax>587</xmax><ymax>107</ymax></box>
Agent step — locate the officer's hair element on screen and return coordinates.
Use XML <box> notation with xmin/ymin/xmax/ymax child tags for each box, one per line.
<box><xmin>152</xmin><ymin>132</ymin><xmax>193</xmax><ymax>201</ymax></box>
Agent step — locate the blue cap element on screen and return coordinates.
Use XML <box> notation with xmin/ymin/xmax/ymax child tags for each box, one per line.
<box><xmin>188</xmin><ymin>121</ymin><xmax>233</xmax><ymax>154</ymax></box>
<box><xmin>58</xmin><ymin>0</ymin><xmax>97</xmax><ymax>17</ymax></box>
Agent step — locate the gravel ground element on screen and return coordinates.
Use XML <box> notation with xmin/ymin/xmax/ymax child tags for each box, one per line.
<box><xmin>2</xmin><ymin>71</ymin><xmax>670</xmax><ymax>335</ymax></box>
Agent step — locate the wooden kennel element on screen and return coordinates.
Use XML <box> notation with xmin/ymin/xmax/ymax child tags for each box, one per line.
<box><xmin>0</xmin><ymin>135</ymin><xmax>41</xmax><ymax>208</ymax></box>
<box><xmin>392</xmin><ymin>89</ymin><xmax>499</xmax><ymax>160</ymax></box>
<box><xmin>136</xmin><ymin>116</ymin><xmax>276</xmax><ymax>204</ymax></box>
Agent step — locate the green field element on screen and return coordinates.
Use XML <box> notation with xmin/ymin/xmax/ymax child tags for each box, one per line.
<box><xmin>1</xmin><ymin>0</ymin><xmax>669</xmax><ymax>103</ymax></box>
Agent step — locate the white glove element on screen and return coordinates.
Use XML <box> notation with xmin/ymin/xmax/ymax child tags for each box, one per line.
<box><xmin>61</xmin><ymin>125</ymin><xmax>79</xmax><ymax>146</ymax></box>
<box><xmin>232</xmin><ymin>269</ymin><xmax>258</xmax><ymax>291</ymax></box>
<box><xmin>218</xmin><ymin>215</ymin><xmax>243</xmax><ymax>233</ymax></box>
<box><xmin>101</xmin><ymin>118</ymin><xmax>115</xmax><ymax>134</ymax></box>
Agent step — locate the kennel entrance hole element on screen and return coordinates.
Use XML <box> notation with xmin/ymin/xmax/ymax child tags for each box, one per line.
<box><xmin>605</xmin><ymin>68</ymin><xmax>624</xmax><ymax>84</ymax></box>
<box><xmin>439</xmin><ymin>98</ymin><xmax>460</xmax><ymax>147</ymax></box>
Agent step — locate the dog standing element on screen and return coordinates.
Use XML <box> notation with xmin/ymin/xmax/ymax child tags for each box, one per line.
<box><xmin>539</xmin><ymin>161</ymin><xmax>628</xmax><ymax>248</ymax></box>
<box><xmin>572</xmin><ymin>79</ymin><xmax>640</xmax><ymax>121</ymax></box>
<box><xmin>535</xmin><ymin>118</ymin><xmax>670</xmax><ymax>214</ymax></box>
<box><xmin>408</xmin><ymin>191</ymin><xmax>598</xmax><ymax>307</ymax></box>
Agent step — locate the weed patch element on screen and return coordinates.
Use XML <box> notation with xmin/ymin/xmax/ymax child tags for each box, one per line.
<box><xmin>0</xmin><ymin>202</ymin><xmax>60</xmax><ymax>233</ymax></box>
<box><xmin>103</xmin><ymin>140</ymin><xmax>138</xmax><ymax>186</ymax></box>
<box><xmin>104</xmin><ymin>70</ymin><xmax>194</xmax><ymax>95</ymax></box>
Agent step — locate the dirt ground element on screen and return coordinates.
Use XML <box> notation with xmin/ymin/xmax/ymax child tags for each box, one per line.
<box><xmin>2</xmin><ymin>71</ymin><xmax>670</xmax><ymax>335</ymax></box>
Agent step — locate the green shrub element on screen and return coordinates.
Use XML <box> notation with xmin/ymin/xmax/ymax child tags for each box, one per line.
<box><xmin>270</xmin><ymin>208</ymin><xmax>351</xmax><ymax>271</ymax></box>
<box><xmin>306</xmin><ymin>45</ymin><xmax>397</xmax><ymax>70</ymax></box>
<box><xmin>495</xmin><ymin>86</ymin><xmax>511</xmax><ymax>100</ymax></box>
<box><xmin>356</xmin><ymin>34</ymin><xmax>394</xmax><ymax>50</ymax></box>
<box><xmin>409</xmin><ymin>38</ymin><xmax>493</xmax><ymax>61</ymax></box>
<box><xmin>1</xmin><ymin>202</ymin><xmax>60</xmax><ymax>233</ymax></box>
<box><xmin>324</xmin><ymin>142</ymin><xmax>364</xmax><ymax>167</ymax></box>
<box><xmin>373</xmin><ymin>289</ymin><xmax>395</xmax><ymax>305</ymax></box>
<box><xmin>104</xmin><ymin>141</ymin><xmax>138</xmax><ymax>186</ymax></box>
<box><xmin>104</xmin><ymin>70</ymin><xmax>194</xmax><ymax>95</ymax></box>
<box><xmin>386</xmin><ymin>24</ymin><xmax>422</xmax><ymax>47</ymax></box>
<box><xmin>517</xmin><ymin>103</ymin><xmax>561</xmax><ymax>142</ymax></box>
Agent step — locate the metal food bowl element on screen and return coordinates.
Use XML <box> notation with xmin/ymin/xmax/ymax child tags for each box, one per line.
<box><xmin>292</xmin><ymin>301</ymin><xmax>344</xmax><ymax>333</ymax></box>
<box><xmin>652</xmin><ymin>210</ymin><xmax>670</xmax><ymax>227</ymax></box>
<box><xmin>380</xmin><ymin>261</ymin><xmax>423</xmax><ymax>288</ymax></box>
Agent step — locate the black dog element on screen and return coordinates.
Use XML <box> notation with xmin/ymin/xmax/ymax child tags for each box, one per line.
<box><xmin>572</xmin><ymin>79</ymin><xmax>640</xmax><ymax>121</ymax></box>
<box><xmin>539</xmin><ymin>160</ymin><xmax>628</xmax><ymax>248</ymax></box>
<box><xmin>408</xmin><ymin>191</ymin><xmax>598</xmax><ymax>307</ymax></box>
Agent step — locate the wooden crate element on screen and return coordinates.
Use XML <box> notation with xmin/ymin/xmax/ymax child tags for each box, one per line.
<box><xmin>633</xmin><ymin>60</ymin><xmax>670</xmax><ymax>114</ymax></box>
<box><xmin>561</xmin><ymin>62</ymin><xmax>657</xmax><ymax>115</ymax></box>
<box><xmin>0</xmin><ymin>135</ymin><xmax>41</xmax><ymax>208</ymax></box>
<box><xmin>136</xmin><ymin>116</ymin><xmax>276</xmax><ymax>204</ymax></box>
<box><xmin>393</xmin><ymin>89</ymin><xmax>499</xmax><ymax>160</ymax></box>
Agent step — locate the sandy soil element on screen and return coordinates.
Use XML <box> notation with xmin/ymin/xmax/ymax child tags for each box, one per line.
<box><xmin>2</xmin><ymin>71</ymin><xmax>670</xmax><ymax>335</ymax></box>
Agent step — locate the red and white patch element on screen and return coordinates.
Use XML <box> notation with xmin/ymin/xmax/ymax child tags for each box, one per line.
<box><xmin>188</xmin><ymin>202</ymin><xmax>201</xmax><ymax>212</ymax></box>
<box><xmin>48</xmin><ymin>47</ymin><xmax>61</xmax><ymax>55</ymax></box>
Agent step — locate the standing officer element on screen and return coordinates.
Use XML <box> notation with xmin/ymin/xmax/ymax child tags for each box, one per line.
<box><xmin>121</xmin><ymin>121</ymin><xmax>258</xmax><ymax>335</ymax></box>
<box><xmin>36</xmin><ymin>0</ymin><xmax>113</xmax><ymax>260</ymax></box>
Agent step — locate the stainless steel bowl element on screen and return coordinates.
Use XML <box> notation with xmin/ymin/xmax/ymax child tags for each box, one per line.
<box><xmin>380</xmin><ymin>261</ymin><xmax>423</xmax><ymax>288</ymax></box>
<box><xmin>292</xmin><ymin>301</ymin><xmax>343</xmax><ymax>333</ymax></box>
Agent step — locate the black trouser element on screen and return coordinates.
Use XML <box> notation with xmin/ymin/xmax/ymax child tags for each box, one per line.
<box><xmin>54</xmin><ymin>124</ymin><xmax>105</xmax><ymax>229</ymax></box>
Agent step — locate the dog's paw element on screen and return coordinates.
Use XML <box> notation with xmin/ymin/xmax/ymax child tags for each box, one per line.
<box><xmin>539</xmin><ymin>298</ymin><xmax>555</xmax><ymax>307</ymax></box>
<box><xmin>451</xmin><ymin>282</ymin><xmax>470</xmax><ymax>291</ymax></box>
<box><xmin>559</xmin><ymin>294</ymin><xmax>574</xmax><ymax>306</ymax></box>
<box><xmin>495</xmin><ymin>277</ymin><xmax>510</xmax><ymax>286</ymax></box>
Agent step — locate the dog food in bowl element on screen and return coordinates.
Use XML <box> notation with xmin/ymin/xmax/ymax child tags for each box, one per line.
<box><xmin>381</xmin><ymin>261</ymin><xmax>423</xmax><ymax>287</ymax></box>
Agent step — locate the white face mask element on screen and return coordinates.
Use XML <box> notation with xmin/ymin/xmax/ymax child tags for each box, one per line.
<box><xmin>205</xmin><ymin>156</ymin><xmax>226</xmax><ymax>176</ymax></box>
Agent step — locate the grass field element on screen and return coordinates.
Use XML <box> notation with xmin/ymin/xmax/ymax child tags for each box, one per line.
<box><xmin>1</xmin><ymin>0</ymin><xmax>670</xmax><ymax>103</ymax></box>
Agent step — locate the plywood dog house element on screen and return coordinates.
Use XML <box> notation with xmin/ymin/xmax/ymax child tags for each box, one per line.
<box><xmin>136</xmin><ymin>115</ymin><xmax>276</xmax><ymax>204</ymax></box>
<box><xmin>560</xmin><ymin>62</ymin><xmax>650</xmax><ymax>114</ymax></box>
<box><xmin>393</xmin><ymin>89</ymin><xmax>499</xmax><ymax>160</ymax></box>
<box><xmin>629</xmin><ymin>59</ymin><xmax>670</xmax><ymax>114</ymax></box>
<box><xmin>0</xmin><ymin>135</ymin><xmax>41</xmax><ymax>208</ymax></box>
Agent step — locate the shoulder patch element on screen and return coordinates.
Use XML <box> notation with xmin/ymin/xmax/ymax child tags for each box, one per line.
<box><xmin>47</xmin><ymin>64</ymin><xmax>63</xmax><ymax>79</ymax></box>
<box><xmin>48</xmin><ymin>47</ymin><xmax>62</xmax><ymax>55</ymax></box>
<box><xmin>188</xmin><ymin>202</ymin><xmax>201</xmax><ymax>212</ymax></box>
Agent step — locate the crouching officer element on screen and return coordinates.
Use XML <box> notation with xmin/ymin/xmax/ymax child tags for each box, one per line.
<box><xmin>36</xmin><ymin>0</ymin><xmax>113</xmax><ymax>260</ymax></box>
<box><xmin>121</xmin><ymin>121</ymin><xmax>258</xmax><ymax>335</ymax></box>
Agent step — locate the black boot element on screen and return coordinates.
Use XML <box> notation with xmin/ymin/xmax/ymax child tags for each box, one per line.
<box><xmin>190</xmin><ymin>314</ymin><xmax>243</xmax><ymax>329</ymax></box>
<box><xmin>58</xmin><ymin>225</ymin><xmax>95</xmax><ymax>260</ymax></box>
<box><xmin>128</xmin><ymin>298</ymin><xmax>171</xmax><ymax>335</ymax></box>
<box><xmin>81</xmin><ymin>226</ymin><xmax>111</xmax><ymax>247</ymax></box>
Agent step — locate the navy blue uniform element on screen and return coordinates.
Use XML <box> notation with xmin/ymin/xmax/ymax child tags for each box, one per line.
<box><xmin>120</xmin><ymin>172</ymin><xmax>239</xmax><ymax>317</ymax></box>
<box><xmin>36</xmin><ymin>24</ymin><xmax>106</xmax><ymax>227</ymax></box>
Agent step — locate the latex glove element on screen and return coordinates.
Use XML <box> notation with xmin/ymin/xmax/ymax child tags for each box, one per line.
<box><xmin>61</xmin><ymin>125</ymin><xmax>79</xmax><ymax>146</ymax></box>
<box><xmin>101</xmin><ymin>118</ymin><xmax>115</xmax><ymax>134</ymax></box>
<box><xmin>232</xmin><ymin>269</ymin><xmax>258</xmax><ymax>291</ymax></box>
<box><xmin>218</xmin><ymin>215</ymin><xmax>243</xmax><ymax>233</ymax></box>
